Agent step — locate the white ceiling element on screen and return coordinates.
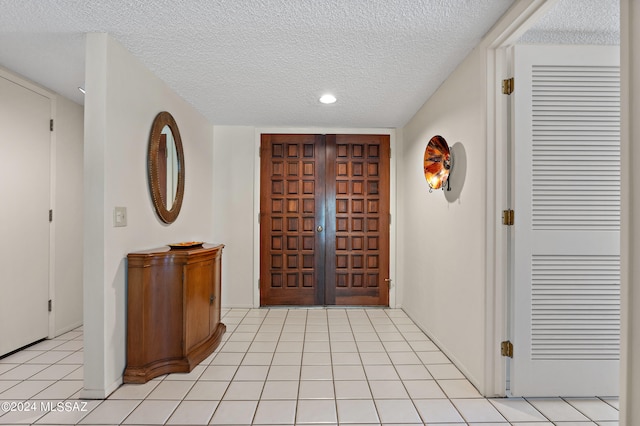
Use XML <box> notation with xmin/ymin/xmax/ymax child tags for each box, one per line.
<box><xmin>0</xmin><ymin>0</ymin><xmax>619</xmax><ymax>128</ymax></box>
<box><xmin>521</xmin><ymin>0</ymin><xmax>619</xmax><ymax>45</ymax></box>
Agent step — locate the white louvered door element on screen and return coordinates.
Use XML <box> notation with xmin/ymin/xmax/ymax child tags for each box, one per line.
<box><xmin>511</xmin><ymin>45</ymin><xmax>620</xmax><ymax>396</ymax></box>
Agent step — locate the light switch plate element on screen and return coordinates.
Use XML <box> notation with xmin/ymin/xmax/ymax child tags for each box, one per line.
<box><xmin>114</xmin><ymin>206</ymin><xmax>127</xmax><ymax>227</ymax></box>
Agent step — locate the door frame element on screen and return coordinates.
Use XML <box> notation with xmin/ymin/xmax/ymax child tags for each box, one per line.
<box><xmin>484</xmin><ymin>0</ymin><xmax>562</xmax><ymax>396</ymax></box>
<box><xmin>0</xmin><ymin>67</ymin><xmax>56</xmax><ymax>340</ymax></box>
<box><xmin>253</xmin><ymin>127</ymin><xmax>397</xmax><ymax>308</ymax></box>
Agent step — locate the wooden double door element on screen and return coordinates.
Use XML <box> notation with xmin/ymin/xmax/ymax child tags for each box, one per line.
<box><xmin>260</xmin><ymin>134</ymin><xmax>390</xmax><ymax>306</ymax></box>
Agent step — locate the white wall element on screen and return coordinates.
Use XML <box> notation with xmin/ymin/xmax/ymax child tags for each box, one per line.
<box><xmin>620</xmin><ymin>0</ymin><xmax>639</xmax><ymax>424</ymax></box>
<box><xmin>212</xmin><ymin>126</ymin><xmax>257</xmax><ymax>307</ymax></box>
<box><xmin>53</xmin><ymin>95</ymin><xmax>84</xmax><ymax>335</ymax></box>
<box><xmin>83</xmin><ymin>33</ymin><xmax>215</xmax><ymax>398</ymax></box>
<box><xmin>399</xmin><ymin>46</ymin><xmax>488</xmax><ymax>391</ymax></box>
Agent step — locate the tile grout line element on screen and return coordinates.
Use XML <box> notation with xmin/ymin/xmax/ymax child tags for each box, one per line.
<box><xmin>161</xmin><ymin>307</ymin><xmax>252</xmax><ymax>426</ymax></box>
<box><xmin>253</xmin><ymin>307</ymin><xmax>288</xmax><ymax>425</ymax></box>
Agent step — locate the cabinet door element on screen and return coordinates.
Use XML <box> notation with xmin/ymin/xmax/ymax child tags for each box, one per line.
<box><xmin>184</xmin><ymin>260</ymin><xmax>214</xmax><ymax>351</ymax></box>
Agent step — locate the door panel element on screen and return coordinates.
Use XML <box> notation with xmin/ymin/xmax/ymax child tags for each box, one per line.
<box><xmin>260</xmin><ymin>134</ymin><xmax>326</xmax><ymax>305</ymax></box>
<box><xmin>260</xmin><ymin>134</ymin><xmax>389</xmax><ymax>306</ymax></box>
<box><xmin>326</xmin><ymin>135</ymin><xmax>390</xmax><ymax>305</ymax></box>
<box><xmin>511</xmin><ymin>45</ymin><xmax>620</xmax><ymax>396</ymax></box>
<box><xmin>0</xmin><ymin>76</ymin><xmax>50</xmax><ymax>356</ymax></box>
<box><xmin>185</xmin><ymin>260</ymin><xmax>214</xmax><ymax>351</ymax></box>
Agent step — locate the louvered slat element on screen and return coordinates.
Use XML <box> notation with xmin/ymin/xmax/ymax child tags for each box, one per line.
<box><xmin>531</xmin><ymin>65</ymin><xmax>620</xmax><ymax>231</ymax></box>
<box><xmin>531</xmin><ymin>254</ymin><xmax>620</xmax><ymax>360</ymax></box>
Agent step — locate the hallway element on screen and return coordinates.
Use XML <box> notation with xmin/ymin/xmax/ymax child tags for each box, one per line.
<box><xmin>0</xmin><ymin>308</ymin><xmax>619</xmax><ymax>425</ymax></box>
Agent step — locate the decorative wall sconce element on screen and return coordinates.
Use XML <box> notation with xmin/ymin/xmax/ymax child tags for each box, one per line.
<box><xmin>423</xmin><ymin>135</ymin><xmax>453</xmax><ymax>192</ymax></box>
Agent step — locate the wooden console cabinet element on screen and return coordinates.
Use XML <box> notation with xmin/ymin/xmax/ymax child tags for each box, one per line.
<box><xmin>124</xmin><ymin>243</ymin><xmax>226</xmax><ymax>383</ymax></box>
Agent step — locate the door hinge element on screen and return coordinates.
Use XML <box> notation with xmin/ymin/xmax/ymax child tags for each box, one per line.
<box><xmin>389</xmin><ymin>148</ymin><xmax>392</xmax><ymax>159</ymax></box>
<box><xmin>258</xmin><ymin>213</ymin><xmax>261</xmax><ymax>224</ymax></box>
<box><xmin>502</xmin><ymin>209</ymin><xmax>514</xmax><ymax>226</ymax></box>
<box><xmin>258</xmin><ymin>146</ymin><xmax>261</xmax><ymax>157</ymax></box>
<box><xmin>48</xmin><ymin>299</ymin><xmax>52</xmax><ymax>312</ymax></box>
<box><xmin>50</xmin><ymin>119</ymin><xmax>54</xmax><ymax>131</ymax></box>
<box><xmin>49</xmin><ymin>209</ymin><xmax>53</xmax><ymax>222</ymax></box>
<box><xmin>258</xmin><ymin>279</ymin><xmax>260</xmax><ymax>289</ymax></box>
<box><xmin>501</xmin><ymin>340</ymin><xmax>513</xmax><ymax>358</ymax></box>
<box><xmin>502</xmin><ymin>77</ymin><xmax>514</xmax><ymax>95</ymax></box>
<box><xmin>389</xmin><ymin>213</ymin><xmax>392</xmax><ymax>225</ymax></box>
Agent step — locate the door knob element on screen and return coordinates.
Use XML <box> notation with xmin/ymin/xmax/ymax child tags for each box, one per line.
<box><xmin>317</xmin><ymin>225</ymin><xmax>324</xmax><ymax>232</ymax></box>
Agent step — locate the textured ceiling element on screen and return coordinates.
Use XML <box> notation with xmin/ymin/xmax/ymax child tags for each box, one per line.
<box><xmin>0</xmin><ymin>0</ymin><xmax>619</xmax><ymax>128</ymax></box>
<box><xmin>521</xmin><ymin>0</ymin><xmax>619</xmax><ymax>45</ymax></box>
<box><xmin>0</xmin><ymin>0</ymin><xmax>515</xmax><ymax>128</ymax></box>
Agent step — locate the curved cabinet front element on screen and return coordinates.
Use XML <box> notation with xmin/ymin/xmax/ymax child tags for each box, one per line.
<box><xmin>124</xmin><ymin>243</ymin><xmax>225</xmax><ymax>384</ymax></box>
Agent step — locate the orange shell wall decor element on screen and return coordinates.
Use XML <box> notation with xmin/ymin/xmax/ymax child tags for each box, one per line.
<box><xmin>423</xmin><ymin>135</ymin><xmax>453</xmax><ymax>191</ymax></box>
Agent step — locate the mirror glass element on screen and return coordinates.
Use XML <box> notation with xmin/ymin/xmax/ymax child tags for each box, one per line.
<box><xmin>148</xmin><ymin>112</ymin><xmax>185</xmax><ymax>224</ymax></box>
<box><xmin>159</xmin><ymin>125</ymin><xmax>179</xmax><ymax>208</ymax></box>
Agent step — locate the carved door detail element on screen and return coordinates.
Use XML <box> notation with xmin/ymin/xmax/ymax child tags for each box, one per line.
<box><xmin>260</xmin><ymin>134</ymin><xmax>326</xmax><ymax>305</ymax></box>
<box><xmin>260</xmin><ymin>134</ymin><xmax>390</xmax><ymax>306</ymax></box>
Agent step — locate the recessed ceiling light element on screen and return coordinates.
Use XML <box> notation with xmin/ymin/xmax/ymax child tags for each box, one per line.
<box><xmin>319</xmin><ymin>94</ymin><xmax>336</xmax><ymax>104</ymax></box>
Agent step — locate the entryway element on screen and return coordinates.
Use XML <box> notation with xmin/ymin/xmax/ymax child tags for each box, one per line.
<box><xmin>259</xmin><ymin>134</ymin><xmax>390</xmax><ymax>306</ymax></box>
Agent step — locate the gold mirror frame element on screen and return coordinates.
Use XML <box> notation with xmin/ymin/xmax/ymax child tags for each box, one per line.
<box><xmin>148</xmin><ymin>111</ymin><xmax>185</xmax><ymax>224</ymax></box>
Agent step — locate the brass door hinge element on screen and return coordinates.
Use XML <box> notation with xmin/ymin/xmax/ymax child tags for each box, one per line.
<box><xmin>502</xmin><ymin>77</ymin><xmax>514</xmax><ymax>95</ymax></box>
<box><xmin>502</xmin><ymin>209</ymin><xmax>514</xmax><ymax>226</ymax></box>
<box><xmin>501</xmin><ymin>340</ymin><xmax>513</xmax><ymax>358</ymax></box>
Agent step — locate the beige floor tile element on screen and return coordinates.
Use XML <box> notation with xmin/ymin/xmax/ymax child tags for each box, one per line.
<box><xmin>223</xmin><ymin>380</ymin><xmax>264</xmax><ymax>400</ymax></box>
<box><xmin>336</xmin><ymin>399</ymin><xmax>379</xmax><ymax>424</ymax></box>
<box><xmin>209</xmin><ymin>400</ymin><xmax>258</xmax><ymax>424</ymax></box>
<box><xmin>253</xmin><ymin>399</ymin><xmax>296</xmax><ymax>424</ymax></box>
<box><xmin>165</xmin><ymin>400</ymin><xmax>218</xmax><ymax>425</ymax></box>
<box><xmin>296</xmin><ymin>399</ymin><xmax>337</xmax><ymax>424</ymax></box>
<box><xmin>121</xmin><ymin>399</ymin><xmax>179</xmax><ymax>424</ymax></box>
<box><xmin>184</xmin><ymin>380</ymin><xmax>229</xmax><ymax>400</ymax></box>
<box><xmin>145</xmin><ymin>380</ymin><xmax>193</xmax><ymax>400</ymax></box>
<box><xmin>298</xmin><ymin>380</ymin><xmax>335</xmax><ymax>399</ymax></box>
<box><xmin>261</xmin><ymin>380</ymin><xmax>299</xmax><ymax>400</ymax></box>
<box><xmin>109</xmin><ymin>381</ymin><xmax>159</xmax><ymax>400</ymax></box>
<box><xmin>78</xmin><ymin>400</ymin><xmax>140</xmax><ymax>424</ymax></box>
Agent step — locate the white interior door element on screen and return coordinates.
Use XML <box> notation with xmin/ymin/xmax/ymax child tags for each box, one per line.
<box><xmin>511</xmin><ymin>45</ymin><xmax>620</xmax><ymax>396</ymax></box>
<box><xmin>0</xmin><ymin>76</ymin><xmax>51</xmax><ymax>356</ymax></box>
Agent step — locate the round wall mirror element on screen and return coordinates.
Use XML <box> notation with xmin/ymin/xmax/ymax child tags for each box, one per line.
<box><xmin>148</xmin><ymin>111</ymin><xmax>185</xmax><ymax>223</ymax></box>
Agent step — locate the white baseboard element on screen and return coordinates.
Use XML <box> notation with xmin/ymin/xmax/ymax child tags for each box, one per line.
<box><xmin>401</xmin><ymin>306</ymin><xmax>483</xmax><ymax>395</ymax></box>
<box><xmin>80</xmin><ymin>376</ymin><xmax>122</xmax><ymax>400</ymax></box>
<box><xmin>54</xmin><ymin>321</ymin><xmax>83</xmax><ymax>338</ymax></box>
